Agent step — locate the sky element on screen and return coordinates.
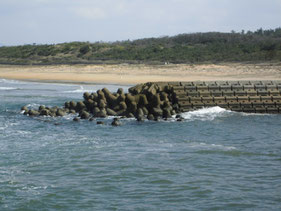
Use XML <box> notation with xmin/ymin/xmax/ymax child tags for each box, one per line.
<box><xmin>0</xmin><ymin>0</ymin><xmax>281</xmax><ymax>46</ymax></box>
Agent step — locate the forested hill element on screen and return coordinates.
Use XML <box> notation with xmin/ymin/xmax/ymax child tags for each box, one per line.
<box><xmin>0</xmin><ymin>28</ymin><xmax>281</xmax><ymax>65</ymax></box>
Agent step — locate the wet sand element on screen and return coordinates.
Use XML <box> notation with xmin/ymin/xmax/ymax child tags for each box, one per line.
<box><xmin>0</xmin><ymin>63</ymin><xmax>280</xmax><ymax>85</ymax></box>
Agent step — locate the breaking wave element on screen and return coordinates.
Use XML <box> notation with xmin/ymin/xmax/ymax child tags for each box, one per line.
<box><xmin>180</xmin><ymin>106</ymin><xmax>232</xmax><ymax>121</ymax></box>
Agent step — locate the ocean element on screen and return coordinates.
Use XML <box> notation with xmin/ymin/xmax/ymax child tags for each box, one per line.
<box><xmin>0</xmin><ymin>78</ymin><xmax>281</xmax><ymax>210</ymax></box>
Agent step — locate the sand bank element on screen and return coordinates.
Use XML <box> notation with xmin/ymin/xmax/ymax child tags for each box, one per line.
<box><xmin>0</xmin><ymin>63</ymin><xmax>280</xmax><ymax>85</ymax></box>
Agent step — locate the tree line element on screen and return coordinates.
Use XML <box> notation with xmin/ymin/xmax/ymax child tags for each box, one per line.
<box><xmin>0</xmin><ymin>27</ymin><xmax>280</xmax><ymax>65</ymax></box>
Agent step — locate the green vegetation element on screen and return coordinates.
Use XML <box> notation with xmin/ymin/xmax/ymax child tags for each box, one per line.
<box><xmin>0</xmin><ymin>28</ymin><xmax>281</xmax><ymax>65</ymax></box>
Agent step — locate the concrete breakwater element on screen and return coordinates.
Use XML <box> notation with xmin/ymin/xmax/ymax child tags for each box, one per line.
<box><xmin>21</xmin><ymin>80</ymin><xmax>281</xmax><ymax>123</ymax></box>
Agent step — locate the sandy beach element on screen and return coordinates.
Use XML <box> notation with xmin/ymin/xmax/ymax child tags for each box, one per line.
<box><xmin>0</xmin><ymin>63</ymin><xmax>280</xmax><ymax>85</ymax></box>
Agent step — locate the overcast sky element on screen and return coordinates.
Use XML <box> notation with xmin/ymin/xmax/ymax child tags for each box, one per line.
<box><xmin>0</xmin><ymin>0</ymin><xmax>281</xmax><ymax>45</ymax></box>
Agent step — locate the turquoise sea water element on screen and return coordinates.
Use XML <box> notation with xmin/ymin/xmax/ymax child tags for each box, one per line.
<box><xmin>0</xmin><ymin>79</ymin><xmax>281</xmax><ymax>211</ymax></box>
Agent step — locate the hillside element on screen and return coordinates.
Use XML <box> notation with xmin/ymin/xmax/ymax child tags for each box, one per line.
<box><xmin>0</xmin><ymin>28</ymin><xmax>281</xmax><ymax>65</ymax></box>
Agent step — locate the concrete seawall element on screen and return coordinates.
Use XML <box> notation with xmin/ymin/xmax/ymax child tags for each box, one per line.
<box><xmin>144</xmin><ymin>81</ymin><xmax>281</xmax><ymax>114</ymax></box>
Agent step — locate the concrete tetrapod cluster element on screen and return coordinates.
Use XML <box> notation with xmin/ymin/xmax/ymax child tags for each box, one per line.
<box><xmin>21</xmin><ymin>82</ymin><xmax>180</xmax><ymax>125</ymax></box>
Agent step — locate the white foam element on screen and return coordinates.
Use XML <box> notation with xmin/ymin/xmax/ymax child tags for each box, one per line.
<box><xmin>189</xmin><ymin>142</ymin><xmax>236</xmax><ymax>150</ymax></box>
<box><xmin>0</xmin><ymin>87</ymin><xmax>17</xmax><ymax>90</ymax></box>
<box><xmin>26</xmin><ymin>103</ymin><xmax>41</xmax><ymax>109</ymax></box>
<box><xmin>0</xmin><ymin>79</ymin><xmax>21</xmax><ymax>84</ymax></box>
<box><xmin>239</xmin><ymin>112</ymin><xmax>271</xmax><ymax>116</ymax></box>
<box><xmin>63</xmin><ymin>86</ymin><xmax>96</xmax><ymax>93</ymax></box>
<box><xmin>180</xmin><ymin>106</ymin><xmax>232</xmax><ymax>121</ymax></box>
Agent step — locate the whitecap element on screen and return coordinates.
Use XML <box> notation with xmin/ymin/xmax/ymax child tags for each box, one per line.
<box><xmin>0</xmin><ymin>87</ymin><xmax>17</xmax><ymax>90</ymax></box>
<box><xmin>179</xmin><ymin>106</ymin><xmax>232</xmax><ymax>121</ymax></box>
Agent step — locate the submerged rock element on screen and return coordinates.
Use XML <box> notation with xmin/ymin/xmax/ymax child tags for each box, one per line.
<box><xmin>89</xmin><ymin>117</ymin><xmax>95</xmax><ymax>121</ymax></box>
<box><xmin>111</xmin><ymin>118</ymin><xmax>121</xmax><ymax>126</ymax></box>
<box><xmin>73</xmin><ymin>117</ymin><xmax>80</xmax><ymax>122</ymax></box>
<box><xmin>21</xmin><ymin>106</ymin><xmax>28</xmax><ymax>112</ymax></box>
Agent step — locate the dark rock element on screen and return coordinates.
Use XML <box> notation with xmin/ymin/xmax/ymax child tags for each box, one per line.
<box><xmin>129</xmin><ymin>102</ymin><xmax>137</xmax><ymax>113</ymax></box>
<box><xmin>56</xmin><ymin>109</ymin><xmax>66</xmax><ymax>117</ymax></box>
<box><xmin>111</xmin><ymin>118</ymin><xmax>121</xmax><ymax>126</ymax></box>
<box><xmin>73</xmin><ymin>117</ymin><xmax>80</xmax><ymax>122</ymax></box>
<box><xmin>69</xmin><ymin>109</ymin><xmax>76</xmax><ymax>114</ymax></box>
<box><xmin>80</xmin><ymin>111</ymin><xmax>90</xmax><ymax>119</ymax></box>
<box><xmin>137</xmin><ymin>108</ymin><xmax>144</xmax><ymax>118</ymax></box>
<box><xmin>70</xmin><ymin>101</ymin><xmax>77</xmax><ymax>109</ymax></box>
<box><xmin>147</xmin><ymin>114</ymin><xmax>154</xmax><ymax>120</ymax></box>
<box><xmin>98</xmin><ymin>99</ymin><xmax>106</xmax><ymax>109</ymax></box>
<box><xmin>173</xmin><ymin>104</ymin><xmax>179</xmax><ymax>112</ymax></box>
<box><xmin>88</xmin><ymin>94</ymin><xmax>94</xmax><ymax>100</ymax></box>
<box><xmin>153</xmin><ymin>94</ymin><xmax>162</xmax><ymax>106</ymax></box>
<box><xmin>160</xmin><ymin>92</ymin><xmax>169</xmax><ymax>101</ymax></box>
<box><xmin>154</xmin><ymin>116</ymin><xmax>160</xmax><ymax>121</ymax></box>
<box><xmin>86</xmin><ymin>99</ymin><xmax>95</xmax><ymax>109</ymax></box>
<box><xmin>89</xmin><ymin>117</ymin><xmax>95</xmax><ymax>121</ymax></box>
<box><xmin>142</xmin><ymin>107</ymin><xmax>149</xmax><ymax>115</ymax></box>
<box><xmin>116</xmin><ymin>109</ymin><xmax>126</xmax><ymax>116</ymax></box>
<box><xmin>83</xmin><ymin>92</ymin><xmax>91</xmax><ymax>100</ymax></box>
<box><xmin>126</xmin><ymin>113</ymin><xmax>135</xmax><ymax>118</ymax></box>
<box><xmin>106</xmin><ymin>108</ymin><xmax>117</xmax><ymax>116</ymax></box>
<box><xmin>40</xmin><ymin>109</ymin><xmax>49</xmax><ymax>116</ymax></box>
<box><xmin>152</xmin><ymin>107</ymin><xmax>163</xmax><ymax>117</ymax></box>
<box><xmin>103</xmin><ymin>88</ymin><xmax>117</xmax><ymax>105</ymax></box>
<box><xmin>117</xmin><ymin>88</ymin><xmax>124</xmax><ymax>95</ymax></box>
<box><xmin>97</xmin><ymin>121</ymin><xmax>105</xmax><ymax>125</ymax></box>
<box><xmin>163</xmin><ymin>108</ymin><xmax>172</xmax><ymax>118</ymax></box>
<box><xmin>28</xmin><ymin>109</ymin><xmax>39</xmax><ymax>116</ymax></box>
<box><xmin>92</xmin><ymin>107</ymin><xmax>100</xmax><ymax>115</ymax></box>
<box><xmin>21</xmin><ymin>106</ymin><xmax>28</xmax><ymax>112</ymax></box>
<box><xmin>137</xmin><ymin>116</ymin><xmax>145</xmax><ymax>122</ymax></box>
<box><xmin>64</xmin><ymin>102</ymin><xmax>70</xmax><ymax>109</ymax></box>
<box><xmin>97</xmin><ymin>90</ymin><xmax>106</xmax><ymax>101</ymax></box>
<box><xmin>92</xmin><ymin>93</ymin><xmax>98</xmax><ymax>100</ymax></box>
<box><xmin>119</xmin><ymin>101</ymin><xmax>127</xmax><ymax>110</ymax></box>
<box><xmin>117</xmin><ymin>94</ymin><xmax>126</xmax><ymax>103</ymax></box>
<box><xmin>129</xmin><ymin>84</ymin><xmax>143</xmax><ymax>95</ymax></box>
<box><xmin>96</xmin><ymin>109</ymin><xmax>107</xmax><ymax>118</ymax></box>
<box><xmin>39</xmin><ymin>105</ymin><xmax>45</xmax><ymax>111</ymax></box>
<box><xmin>138</xmin><ymin>94</ymin><xmax>148</xmax><ymax>106</ymax></box>
<box><xmin>49</xmin><ymin>112</ymin><xmax>56</xmax><ymax>117</ymax></box>
<box><xmin>147</xmin><ymin>84</ymin><xmax>157</xmax><ymax>96</ymax></box>
<box><xmin>76</xmin><ymin>101</ymin><xmax>86</xmax><ymax>112</ymax></box>
<box><xmin>175</xmin><ymin>114</ymin><xmax>182</xmax><ymax>119</ymax></box>
<box><xmin>125</xmin><ymin>93</ymin><xmax>135</xmax><ymax>105</ymax></box>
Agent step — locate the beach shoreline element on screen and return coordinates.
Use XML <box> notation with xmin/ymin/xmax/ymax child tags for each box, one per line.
<box><xmin>0</xmin><ymin>63</ymin><xmax>280</xmax><ymax>85</ymax></box>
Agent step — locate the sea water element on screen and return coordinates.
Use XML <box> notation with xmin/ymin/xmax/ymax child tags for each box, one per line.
<box><xmin>0</xmin><ymin>79</ymin><xmax>281</xmax><ymax>211</ymax></box>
